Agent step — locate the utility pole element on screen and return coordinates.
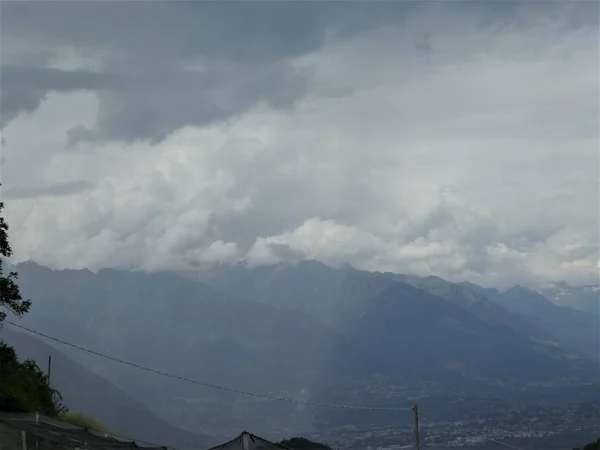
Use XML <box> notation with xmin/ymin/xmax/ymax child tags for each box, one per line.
<box><xmin>412</xmin><ymin>404</ymin><xmax>421</xmax><ymax>450</ymax></box>
<box><xmin>20</xmin><ymin>430</ymin><xmax>27</xmax><ymax>450</ymax></box>
<box><xmin>47</xmin><ymin>355</ymin><xmax>52</xmax><ymax>385</ymax></box>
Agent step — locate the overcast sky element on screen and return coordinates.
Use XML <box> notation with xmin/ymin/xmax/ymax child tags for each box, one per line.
<box><xmin>1</xmin><ymin>1</ymin><xmax>598</xmax><ymax>288</ymax></box>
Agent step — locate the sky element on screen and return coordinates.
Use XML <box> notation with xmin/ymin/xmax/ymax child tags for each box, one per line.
<box><xmin>1</xmin><ymin>1</ymin><xmax>598</xmax><ymax>288</ymax></box>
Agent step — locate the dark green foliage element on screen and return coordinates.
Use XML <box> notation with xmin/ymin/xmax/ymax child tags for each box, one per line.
<box><xmin>3</xmin><ymin>328</ymin><xmax>215</xmax><ymax>448</ymax></box>
<box><xmin>61</xmin><ymin>411</ymin><xmax>113</xmax><ymax>433</ymax></box>
<box><xmin>0</xmin><ymin>342</ymin><xmax>67</xmax><ymax>415</ymax></box>
<box><xmin>573</xmin><ymin>437</ymin><xmax>600</xmax><ymax>450</ymax></box>
<box><xmin>0</xmin><ymin>200</ymin><xmax>66</xmax><ymax>416</ymax></box>
<box><xmin>0</xmin><ymin>201</ymin><xmax>31</xmax><ymax>324</ymax></box>
<box><xmin>279</xmin><ymin>437</ymin><xmax>333</xmax><ymax>450</ymax></box>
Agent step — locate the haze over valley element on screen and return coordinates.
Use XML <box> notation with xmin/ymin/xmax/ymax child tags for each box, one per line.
<box><xmin>2</xmin><ymin>260</ymin><xmax>598</xmax><ymax>448</ymax></box>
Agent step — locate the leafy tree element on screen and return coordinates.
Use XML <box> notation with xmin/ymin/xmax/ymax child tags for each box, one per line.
<box><xmin>0</xmin><ymin>200</ymin><xmax>66</xmax><ymax>416</ymax></box>
<box><xmin>573</xmin><ymin>438</ymin><xmax>600</xmax><ymax>450</ymax></box>
<box><xmin>0</xmin><ymin>201</ymin><xmax>31</xmax><ymax>324</ymax></box>
<box><xmin>0</xmin><ymin>342</ymin><xmax>67</xmax><ymax>416</ymax></box>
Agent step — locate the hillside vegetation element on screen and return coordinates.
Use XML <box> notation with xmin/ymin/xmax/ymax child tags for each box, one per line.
<box><xmin>279</xmin><ymin>437</ymin><xmax>333</xmax><ymax>450</ymax></box>
<box><xmin>0</xmin><ymin>342</ymin><xmax>66</xmax><ymax>415</ymax></box>
<box><xmin>61</xmin><ymin>411</ymin><xmax>113</xmax><ymax>433</ymax></box>
<box><xmin>573</xmin><ymin>437</ymin><xmax>600</xmax><ymax>450</ymax></box>
<box><xmin>0</xmin><ymin>200</ymin><xmax>67</xmax><ymax>417</ymax></box>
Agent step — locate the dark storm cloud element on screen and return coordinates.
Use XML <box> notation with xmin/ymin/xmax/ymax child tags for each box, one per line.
<box><xmin>3</xmin><ymin>181</ymin><xmax>93</xmax><ymax>200</ymax></box>
<box><xmin>0</xmin><ymin>66</ymin><xmax>118</xmax><ymax>127</ymax></box>
<box><xmin>1</xmin><ymin>66</ymin><xmax>117</xmax><ymax>92</ymax></box>
<box><xmin>68</xmin><ymin>61</ymin><xmax>309</xmax><ymax>144</ymax></box>
<box><xmin>7</xmin><ymin>0</ymin><xmax>580</xmax><ymax>143</ymax></box>
<box><xmin>1</xmin><ymin>2</ymin><xmax>418</xmax><ymax>63</ymax></box>
<box><xmin>0</xmin><ymin>1</ymin><xmax>424</xmax><ymax>142</ymax></box>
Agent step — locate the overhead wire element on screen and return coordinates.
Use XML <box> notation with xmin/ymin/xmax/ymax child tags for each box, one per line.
<box><xmin>5</xmin><ymin>320</ymin><xmax>530</xmax><ymax>449</ymax></box>
<box><xmin>4</xmin><ymin>320</ymin><xmax>410</xmax><ymax>412</ymax></box>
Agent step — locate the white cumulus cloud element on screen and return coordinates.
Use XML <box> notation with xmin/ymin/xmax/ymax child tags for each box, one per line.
<box><xmin>1</xmin><ymin>2</ymin><xmax>598</xmax><ymax>288</ymax></box>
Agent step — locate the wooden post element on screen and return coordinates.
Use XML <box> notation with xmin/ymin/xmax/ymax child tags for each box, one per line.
<box><xmin>20</xmin><ymin>430</ymin><xmax>27</xmax><ymax>450</ymax></box>
<box><xmin>47</xmin><ymin>355</ymin><xmax>51</xmax><ymax>385</ymax></box>
<box><xmin>412</xmin><ymin>404</ymin><xmax>420</xmax><ymax>450</ymax></box>
<box><xmin>35</xmin><ymin>413</ymin><xmax>39</xmax><ymax>450</ymax></box>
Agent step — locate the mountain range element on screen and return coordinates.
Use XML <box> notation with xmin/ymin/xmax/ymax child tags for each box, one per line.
<box><xmin>468</xmin><ymin>284</ymin><xmax>599</xmax><ymax>359</ymax></box>
<box><xmin>3</xmin><ymin>259</ymin><xmax>599</xmax><ymax>439</ymax></box>
<box><xmin>538</xmin><ymin>282</ymin><xmax>600</xmax><ymax>316</ymax></box>
<box><xmin>199</xmin><ymin>261</ymin><xmax>598</xmax><ymax>364</ymax></box>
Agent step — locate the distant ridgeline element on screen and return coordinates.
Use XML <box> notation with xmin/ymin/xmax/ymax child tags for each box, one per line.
<box><xmin>279</xmin><ymin>437</ymin><xmax>333</xmax><ymax>450</ymax></box>
<box><xmin>573</xmin><ymin>437</ymin><xmax>600</xmax><ymax>450</ymax></box>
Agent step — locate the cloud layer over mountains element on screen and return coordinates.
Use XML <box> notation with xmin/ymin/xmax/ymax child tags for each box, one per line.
<box><xmin>1</xmin><ymin>2</ymin><xmax>598</xmax><ymax>287</ymax></box>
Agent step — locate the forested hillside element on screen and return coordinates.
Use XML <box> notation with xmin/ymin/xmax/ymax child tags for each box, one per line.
<box><xmin>0</xmin><ymin>201</ymin><xmax>65</xmax><ymax>416</ymax></box>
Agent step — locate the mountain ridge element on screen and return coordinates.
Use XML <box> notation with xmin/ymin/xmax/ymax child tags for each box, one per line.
<box><xmin>8</xmin><ymin>260</ymin><xmax>598</xmax><ymax>436</ymax></box>
<box><xmin>199</xmin><ymin>260</ymin><xmax>595</xmax><ymax>365</ymax></box>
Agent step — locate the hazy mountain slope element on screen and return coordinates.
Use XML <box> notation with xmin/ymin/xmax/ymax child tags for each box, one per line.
<box><xmin>458</xmin><ymin>281</ymin><xmax>499</xmax><ymax>299</ymax></box>
<box><xmin>539</xmin><ymin>282</ymin><xmax>600</xmax><ymax>316</ymax></box>
<box><xmin>488</xmin><ymin>286</ymin><xmax>599</xmax><ymax>359</ymax></box>
<box><xmin>386</xmin><ymin>274</ymin><xmax>550</xmax><ymax>341</ymax></box>
<box><xmin>0</xmin><ymin>327</ymin><xmax>215</xmax><ymax>448</ymax></box>
<box><xmin>15</xmin><ymin>262</ymin><xmax>377</xmax><ymax>388</ymax></box>
<box><xmin>200</xmin><ymin>261</ymin><xmax>593</xmax><ymax>381</ymax></box>
<box><xmin>197</xmin><ymin>260</ymin><xmax>398</xmax><ymax>326</ymax></box>
<box><xmin>347</xmin><ymin>283</ymin><xmax>591</xmax><ymax>381</ymax></box>
<box><xmin>12</xmin><ymin>261</ymin><xmax>387</xmax><ymax>435</ymax></box>
<box><xmin>202</xmin><ymin>261</ymin><xmax>548</xmax><ymax>344</ymax></box>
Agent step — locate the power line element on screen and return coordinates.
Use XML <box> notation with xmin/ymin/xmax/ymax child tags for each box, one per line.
<box><xmin>5</xmin><ymin>320</ymin><xmax>410</xmax><ymax>412</ymax></box>
<box><xmin>4</xmin><ymin>321</ymin><xmax>529</xmax><ymax>449</ymax></box>
<box><xmin>419</xmin><ymin>411</ymin><xmax>526</xmax><ymax>450</ymax></box>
